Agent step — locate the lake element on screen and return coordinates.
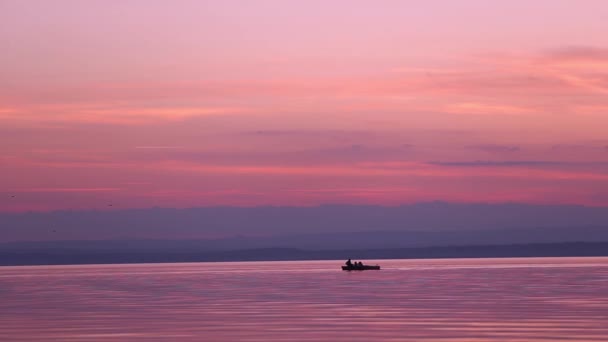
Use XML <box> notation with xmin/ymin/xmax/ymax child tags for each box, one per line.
<box><xmin>1</xmin><ymin>257</ymin><xmax>608</xmax><ymax>341</ymax></box>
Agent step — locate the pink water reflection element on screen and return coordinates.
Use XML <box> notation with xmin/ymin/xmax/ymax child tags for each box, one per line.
<box><xmin>2</xmin><ymin>257</ymin><xmax>608</xmax><ymax>341</ymax></box>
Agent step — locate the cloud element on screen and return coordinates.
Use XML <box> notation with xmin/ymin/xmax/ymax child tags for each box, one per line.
<box><xmin>466</xmin><ymin>144</ymin><xmax>521</xmax><ymax>153</ymax></box>
<box><xmin>542</xmin><ymin>46</ymin><xmax>608</xmax><ymax>62</ymax></box>
<box><xmin>445</xmin><ymin>102</ymin><xmax>537</xmax><ymax>115</ymax></box>
<box><xmin>4</xmin><ymin>45</ymin><xmax>608</xmax><ymax>131</ymax></box>
<box><xmin>130</xmin><ymin>143</ymin><xmax>415</xmax><ymax>167</ymax></box>
<box><xmin>0</xmin><ymin>108</ymin><xmax>18</xmax><ymax>117</ymax></box>
<box><xmin>529</xmin><ymin>46</ymin><xmax>608</xmax><ymax>95</ymax></box>
<box><xmin>0</xmin><ymin>104</ymin><xmax>251</xmax><ymax>125</ymax></box>
<box><xmin>240</xmin><ymin>129</ymin><xmax>380</xmax><ymax>144</ymax></box>
<box><xmin>427</xmin><ymin>160</ymin><xmax>608</xmax><ymax>169</ymax></box>
<box><xmin>551</xmin><ymin>144</ymin><xmax>589</xmax><ymax>152</ymax></box>
<box><xmin>574</xmin><ymin>105</ymin><xmax>608</xmax><ymax>116</ymax></box>
<box><xmin>14</xmin><ymin>188</ymin><xmax>121</xmax><ymax>193</ymax></box>
<box><xmin>134</xmin><ymin>146</ymin><xmax>186</xmax><ymax>149</ymax></box>
<box><xmin>551</xmin><ymin>144</ymin><xmax>608</xmax><ymax>153</ymax></box>
<box><xmin>427</xmin><ymin>160</ymin><xmax>558</xmax><ymax>167</ymax></box>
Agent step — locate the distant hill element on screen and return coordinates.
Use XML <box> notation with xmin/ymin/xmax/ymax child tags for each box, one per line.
<box><xmin>3</xmin><ymin>225</ymin><xmax>608</xmax><ymax>251</ymax></box>
<box><xmin>1</xmin><ymin>241</ymin><xmax>608</xmax><ymax>266</ymax></box>
<box><xmin>3</xmin><ymin>202</ymin><xmax>608</xmax><ymax>265</ymax></box>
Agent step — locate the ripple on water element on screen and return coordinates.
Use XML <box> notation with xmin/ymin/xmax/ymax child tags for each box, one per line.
<box><xmin>1</xmin><ymin>257</ymin><xmax>608</xmax><ymax>341</ymax></box>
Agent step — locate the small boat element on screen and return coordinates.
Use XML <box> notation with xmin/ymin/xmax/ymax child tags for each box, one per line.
<box><xmin>341</xmin><ymin>265</ymin><xmax>381</xmax><ymax>271</ymax></box>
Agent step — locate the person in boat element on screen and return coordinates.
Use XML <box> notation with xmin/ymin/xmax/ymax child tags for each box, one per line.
<box><xmin>357</xmin><ymin>261</ymin><xmax>363</xmax><ymax>267</ymax></box>
<box><xmin>345</xmin><ymin>258</ymin><xmax>353</xmax><ymax>267</ymax></box>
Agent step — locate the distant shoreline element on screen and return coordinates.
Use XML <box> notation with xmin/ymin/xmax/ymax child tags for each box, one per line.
<box><xmin>1</xmin><ymin>241</ymin><xmax>607</xmax><ymax>267</ymax></box>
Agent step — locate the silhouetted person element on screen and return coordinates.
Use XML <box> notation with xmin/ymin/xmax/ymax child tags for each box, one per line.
<box><xmin>345</xmin><ymin>258</ymin><xmax>353</xmax><ymax>267</ymax></box>
<box><xmin>357</xmin><ymin>262</ymin><xmax>363</xmax><ymax>267</ymax></box>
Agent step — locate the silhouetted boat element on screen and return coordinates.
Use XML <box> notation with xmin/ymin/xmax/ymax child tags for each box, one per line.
<box><xmin>341</xmin><ymin>265</ymin><xmax>381</xmax><ymax>271</ymax></box>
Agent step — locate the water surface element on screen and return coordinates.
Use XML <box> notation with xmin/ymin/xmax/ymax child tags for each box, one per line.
<box><xmin>2</xmin><ymin>257</ymin><xmax>608</xmax><ymax>341</ymax></box>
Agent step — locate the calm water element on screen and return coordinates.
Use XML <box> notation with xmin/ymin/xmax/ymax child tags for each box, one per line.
<box><xmin>2</xmin><ymin>257</ymin><xmax>608</xmax><ymax>341</ymax></box>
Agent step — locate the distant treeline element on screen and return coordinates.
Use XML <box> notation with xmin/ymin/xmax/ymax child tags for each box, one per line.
<box><xmin>1</xmin><ymin>241</ymin><xmax>608</xmax><ymax>266</ymax></box>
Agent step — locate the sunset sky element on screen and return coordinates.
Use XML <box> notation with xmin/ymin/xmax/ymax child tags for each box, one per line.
<box><xmin>2</xmin><ymin>0</ymin><xmax>608</xmax><ymax>212</ymax></box>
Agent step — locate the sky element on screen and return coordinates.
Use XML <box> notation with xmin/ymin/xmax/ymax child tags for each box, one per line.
<box><xmin>1</xmin><ymin>0</ymin><xmax>608</xmax><ymax>212</ymax></box>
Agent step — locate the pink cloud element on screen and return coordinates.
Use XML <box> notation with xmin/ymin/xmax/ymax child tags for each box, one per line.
<box><xmin>3</xmin><ymin>47</ymin><xmax>608</xmax><ymax>210</ymax></box>
<box><xmin>542</xmin><ymin>46</ymin><xmax>608</xmax><ymax>62</ymax></box>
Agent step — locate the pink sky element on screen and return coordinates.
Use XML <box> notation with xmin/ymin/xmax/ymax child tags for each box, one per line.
<box><xmin>1</xmin><ymin>0</ymin><xmax>608</xmax><ymax>211</ymax></box>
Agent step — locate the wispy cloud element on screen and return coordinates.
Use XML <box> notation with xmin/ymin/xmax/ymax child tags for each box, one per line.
<box><xmin>466</xmin><ymin>144</ymin><xmax>521</xmax><ymax>153</ymax></box>
<box><xmin>4</xmin><ymin>46</ymin><xmax>608</xmax><ymax>210</ymax></box>
<box><xmin>14</xmin><ymin>188</ymin><xmax>122</xmax><ymax>193</ymax></box>
<box><xmin>134</xmin><ymin>146</ymin><xmax>186</xmax><ymax>149</ymax></box>
<box><xmin>0</xmin><ymin>108</ymin><xmax>18</xmax><ymax>117</ymax></box>
<box><xmin>427</xmin><ymin>160</ymin><xmax>608</xmax><ymax>168</ymax></box>
<box><xmin>3</xmin><ymin>46</ymin><xmax>608</xmax><ymax>131</ymax></box>
<box><xmin>428</xmin><ymin>160</ymin><xmax>560</xmax><ymax>167</ymax></box>
<box><xmin>542</xmin><ymin>46</ymin><xmax>608</xmax><ymax>62</ymax></box>
<box><xmin>0</xmin><ymin>104</ymin><xmax>251</xmax><ymax>125</ymax></box>
<box><xmin>445</xmin><ymin>102</ymin><xmax>537</xmax><ymax>115</ymax></box>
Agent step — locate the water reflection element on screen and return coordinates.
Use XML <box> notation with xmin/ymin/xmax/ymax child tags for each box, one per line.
<box><xmin>1</xmin><ymin>257</ymin><xmax>608</xmax><ymax>341</ymax></box>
